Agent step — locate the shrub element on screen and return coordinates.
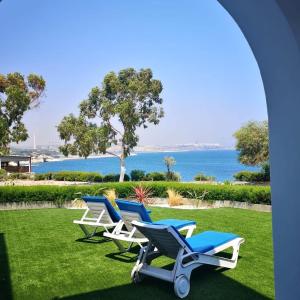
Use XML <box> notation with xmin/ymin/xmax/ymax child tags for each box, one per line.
<box><xmin>8</xmin><ymin>173</ymin><xmax>32</xmax><ymax>180</ymax></box>
<box><xmin>103</xmin><ymin>189</ymin><xmax>117</xmax><ymax>207</ymax></box>
<box><xmin>261</xmin><ymin>162</ymin><xmax>270</xmax><ymax>181</ymax></box>
<box><xmin>194</xmin><ymin>173</ymin><xmax>216</xmax><ymax>182</ymax></box>
<box><xmin>34</xmin><ymin>173</ymin><xmax>53</xmax><ymax>180</ymax></box>
<box><xmin>144</xmin><ymin>172</ymin><xmax>166</xmax><ymax>181</ymax></box>
<box><xmin>103</xmin><ymin>173</ymin><xmax>130</xmax><ymax>182</ymax></box>
<box><xmin>0</xmin><ymin>182</ymin><xmax>271</xmax><ymax>205</ymax></box>
<box><xmin>234</xmin><ymin>171</ymin><xmax>265</xmax><ymax>182</ymax></box>
<box><xmin>167</xmin><ymin>188</ymin><xmax>184</xmax><ymax>206</ymax></box>
<box><xmin>166</xmin><ymin>171</ymin><xmax>181</xmax><ymax>182</ymax></box>
<box><xmin>35</xmin><ymin>171</ymin><xmax>103</xmax><ymax>182</ymax></box>
<box><xmin>0</xmin><ymin>169</ymin><xmax>7</xmax><ymax>181</ymax></box>
<box><xmin>130</xmin><ymin>169</ymin><xmax>146</xmax><ymax>181</ymax></box>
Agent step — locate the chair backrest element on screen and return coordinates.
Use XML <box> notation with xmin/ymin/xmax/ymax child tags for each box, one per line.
<box><xmin>82</xmin><ymin>196</ymin><xmax>120</xmax><ymax>223</ymax></box>
<box><xmin>132</xmin><ymin>221</ymin><xmax>192</xmax><ymax>259</ymax></box>
<box><xmin>116</xmin><ymin>200</ymin><xmax>152</xmax><ymax>222</ymax></box>
<box><xmin>115</xmin><ymin>200</ymin><xmax>152</xmax><ymax>237</ymax></box>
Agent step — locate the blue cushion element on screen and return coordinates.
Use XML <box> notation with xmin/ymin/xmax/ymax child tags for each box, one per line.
<box><xmin>186</xmin><ymin>231</ymin><xmax>238</xmax><ymax>253</ymax></box>
<box><xmin>153</xmin><ymin>219</ymin><xmax>196</xmax><ymax>230</ymax></box>
<box><xmin>115</xmin><ymin>200</ymin><xmax>152</xmax><ymax>223</ymax></box>
<box><xmin>82</xmin><ymin>196</ymin><xmax>121</xmax><ymax>222</ymax></box>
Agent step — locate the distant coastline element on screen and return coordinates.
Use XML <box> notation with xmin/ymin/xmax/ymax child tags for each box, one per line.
<box><xmin>31</xmin><ymin>147</ymin><xmax>235</xmax><ymax>165</ymax></box>
<box><xmin>14</xmin><ymin>143</ymin><xmax>232</xmax><ymax>165</ymax></box>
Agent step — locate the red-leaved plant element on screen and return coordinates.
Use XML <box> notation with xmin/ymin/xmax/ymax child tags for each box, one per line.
<box><xmin>132</xmin><ymin>185</ymin><xmax>153</xmax><ymax>205</ymax></box>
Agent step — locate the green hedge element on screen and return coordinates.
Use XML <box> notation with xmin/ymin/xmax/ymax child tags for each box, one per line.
<box><xmin>234</xmin><ymin>171</ymin><xmax>268</xmax><ymax>182</ymax></box>
<box><xmin>0</xmin><ymin>182</ymin><xmax>271</xmax><ymax>205</ymax></box>
<box><xmin>34</xmin><ymin>171</ymin><xmax>131</xmax><ymax>182</ymax></box>
<box><xmin>35</xmin><ymin>171</ymin><xmax>103</xmax><ymax>182</ymax></box>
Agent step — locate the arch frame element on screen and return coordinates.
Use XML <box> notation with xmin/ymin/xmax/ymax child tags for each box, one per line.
<box><xmin>217</xmin><ymin>1</ymin><xmax>300</xmax><ymax>299</ymax></box>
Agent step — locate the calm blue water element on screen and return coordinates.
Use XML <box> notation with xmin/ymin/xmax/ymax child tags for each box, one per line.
<box><xmin>32</xmin><ymin>150</ymin><xmax>259</xmax><ymax>182</ymax></box>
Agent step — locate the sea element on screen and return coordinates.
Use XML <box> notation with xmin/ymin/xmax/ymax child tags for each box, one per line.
<box><xmin>32</xmin><ymin>150</ymin><xmax>259</xmax><ymax>182</ymax></box>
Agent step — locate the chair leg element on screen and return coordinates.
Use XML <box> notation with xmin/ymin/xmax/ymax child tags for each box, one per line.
<box><xmin>111</xmin><ymin>239</ymin><xmax>126</xmax><ymax>252</ymax></box>
<box><xmin>78</xmin><ymin>224</ymin><xmax>99</xmax><ymax>238</ymax></box>
<box><xmin>79</xmin><ymin>224</ymin><xmax>92</xmax><ymax>238</ymax></box>
<box><xmin>185</xmin><ymin>225</ymin><xmax>196</xmax><ymax>238</ymax></box>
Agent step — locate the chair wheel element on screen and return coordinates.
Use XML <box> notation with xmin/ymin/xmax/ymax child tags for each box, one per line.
<box><xmin>131</xmin><ymin>267</ymin><xmax>143</xmax><ymax>283</ymax></box>
<box><xmin>174</xmin><ymin>275</ymin><xmax>190</xmax><ymax>298</ymax></box>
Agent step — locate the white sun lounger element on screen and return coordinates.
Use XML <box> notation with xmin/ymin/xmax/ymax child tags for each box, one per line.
<box><xmin>73</xmin><ymin>196</ymin><xmax>121</xmax><ymax>238</ymax></box>
<box><xmin>131</xmin><ymin>221</ymin><xmax>244</xmax><ymax>298</ymax></box>
<box><xmin>103</xmin><ymin>200</ymin><xmax>196</xmax><ymax>252</ymax></box>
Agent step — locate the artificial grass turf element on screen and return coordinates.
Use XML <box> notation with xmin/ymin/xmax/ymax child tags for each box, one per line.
<box><xmin>0</xmin><ymin>207</ymin><xmax>274</xmax><ymax>300</ymax></box>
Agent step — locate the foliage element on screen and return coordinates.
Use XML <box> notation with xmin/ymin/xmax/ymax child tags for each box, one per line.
<box><xmin>166</xmin><ymin>171</ymin><xmax>181</xmax><ymax>182</ymax></box>
<box><xmin>131</xmin><ymin>185</ymin><xmax>153</xmax><ymax>205</ymax></box>
<box><xmin>71</xmin><ymin>198</ymin><xmax>86</xmax><ymax>208</ymax></box>
<box><xmin>71</xmin><ymin>192</ymin><xmax>86</xmax><ymax>209</ymax></box>
<box><xmin>187</xmin><ymin>190</ymin><xmax>209</xmax><ymax>208</ymax></box>
<box><xmin>8</xmin><ymin>173</ymin><xmax>31</xmax><ymax>180</ymax></box>
<box><xmin>34</xmin><ymin>171</ymin><xmax>132</xmax><ymax>182</ymax></box>
<box><xmin>234</xmin><ymin>163</ymin><xmax>270</xmax><ymax>183</ymax></box>
<box><xmin>34</xmin><ymin>171</ymin><xmax>103</xmax><ymax>182</ymax></box>
<box><xmin>164</xmin><ymin>156</ymin><xmax>179</xmax><ymax>181</ymax></box>
<box><xmin>34</xmin><ymin>172</ymin><xmax>53</xmax><ymax>180</ymax></box>
<box><xmin>194</xmin><ymin>173</ymin><xmax>216</xmax><ymax>182</ymax></box>
<box><xmin>167</xmin><ymin>188</ymin><xmax>184</xmax><ymax>206</ymax></box>
<box><xmin>0</xmin><ymin>72</ymin><xmax>45</xmax><ymax>154</ymax></box>
<box><xmin>103</xmin><ymin>189</ymin><xmax>117</xmax><ymax>207</ymax></box>
<box><xmin>52</xmin><ymin>171</ymin><xmax>103</xmax><ymax>182</ymax></box>
<box><xmin>234</xmin><ymin>170</ymin><xmax>269</xmax><ymax>182</ymax></box>
<box><xmin>0</xmin><ymin>182</ymin><xmax>271</xmax><ymax>205</ymax></box>
<box><xmin>103</xmin><ymin>173</ymin><xmax>130</xmax><ymax>182</ymax></box>
<box><xmin>0</xmin><ymin>168</ymin><xmax>7</xmax><ymax>181</ymax></box>
<box><xmin>164</xmin><ymin>156</ymin><xmax>176</xmax><ymax>170</ymax></box>
<box><xmin>144</xmin><ymin>172</ymin><xmax>166</xmax><ymax>181</ymax></box>
<box><xmin>130</xmin><ymin>169</ymin><xmax>146</xmax><ymax>181</ymax></box>
<box><xmin>234</xmin><ymin>120</ymin><xmax>269</xmax><ymax>166</ymax></box>
<box><xmin>261</xmin><ymin>162</ymin><xmax>270</xmax><ymax>181</ymax></box>
<box><xmin>57</xmin><ymin>68</ymin><xmax>164</xmax><ymax>182</ymax></box>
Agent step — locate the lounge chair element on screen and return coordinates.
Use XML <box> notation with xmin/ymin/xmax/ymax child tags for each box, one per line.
<box><xmin>73</xmin><ymin>196</ymin><xmax>121</xmax><ymax>238</ymax></box>
<box><xmin>103</xmin><ymin>200</ymin><xmax>196</xmax><ymax>252</ymax></box>
<box><xmin>131</xmin><ymin>221</ymin><xmax>244</xmax><ymax>298</ymax></box>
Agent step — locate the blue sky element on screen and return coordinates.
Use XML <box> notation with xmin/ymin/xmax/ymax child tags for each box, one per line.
<box><xmin>0</xmin><ymin>0</ymin><xmax>267</xmax><ymax>148</ymax></box>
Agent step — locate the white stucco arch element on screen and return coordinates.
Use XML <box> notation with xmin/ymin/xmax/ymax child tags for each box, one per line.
<box><xmin>217</xmin><ymin>1</ymin><xmax>300</xmax><ymax>299</ymax></box>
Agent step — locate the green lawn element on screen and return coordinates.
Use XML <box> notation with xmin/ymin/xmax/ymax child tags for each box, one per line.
<box><xmin>0</xmin><ymin>207</ymin><xmax>274</xmax><ymax>300</ymax></box>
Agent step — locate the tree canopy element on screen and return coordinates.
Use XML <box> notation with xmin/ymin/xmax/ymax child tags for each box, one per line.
<box><xmin>57</xmin><ymin>68</ymin><xmax>164</xmax><ymax>181</ymax></box>
<box><xmin>234</xmin><ymin>120</ymin><xmax>269</xmax><ymax>166</ymax></box>
<box><xmin>0</xmin><ymin>72</ymin><xmax>46</xmax><ymax>154</ymax></box>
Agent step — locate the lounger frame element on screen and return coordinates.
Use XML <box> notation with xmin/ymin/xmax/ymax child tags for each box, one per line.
<box><xmin>104</xmin><ymin>210</ymin><xmax>196</xmax><ymax>252</ymax></box>
<box><xmin>73</xmin><ymin>202</ymin><xmax>119</xmax><ymax>238</ymax></box>
<box><xmin>131</xmin><ymin>221</ymin><xmax>244</xmax><ymax>298</ymax></box>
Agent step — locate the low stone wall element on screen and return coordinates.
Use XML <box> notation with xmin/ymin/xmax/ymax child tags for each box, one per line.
<box><xmin>0</xmin><ymin>201</ymin><xmax>73</xmax><ymax>210</ymax></box>
<box><xmin>0</xmin><ymin>198</ymin><xmax>271</xmax><ymax>212</ymax></box>
<box><xmin>149</xmin><ymin>198</ymin><xmax>272</xmax><ymax>212</ymax></box>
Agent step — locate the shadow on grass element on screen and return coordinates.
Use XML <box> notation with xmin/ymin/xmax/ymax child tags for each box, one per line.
<box><xmin>0</xmin><ymin>233</ymin><xmax>12</xmax><ymax>300</ymax></box>
<box><xmin>59</xmin><ymin>265</ymin><xmax>271</xmax><ymax>300</ymax></box>
<box><xmin>105</xmin><ymin>244</ymin><xmax>141</xmax><ymax>263</ymax></box>
<box><xmin>75</xmin><ymin>230</ymin><xmax>112</xmax><ymax>244</ymax></box>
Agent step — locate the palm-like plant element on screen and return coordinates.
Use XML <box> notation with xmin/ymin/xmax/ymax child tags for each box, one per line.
<box><xmin>164</xmin><ymin>156</ymin><xmax>176</xmax><ymax>174</ymax></box>
<box><xmin>132</xmin><ymin>185</ymin><xmax>153</xmax><ymax>205</ymax></box>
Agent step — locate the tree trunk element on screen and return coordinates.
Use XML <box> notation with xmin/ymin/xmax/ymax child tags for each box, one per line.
<box><xmin>119</xmin><ymin>156</ymin><xmax>126</xmax><ymax>182</ymax></box>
